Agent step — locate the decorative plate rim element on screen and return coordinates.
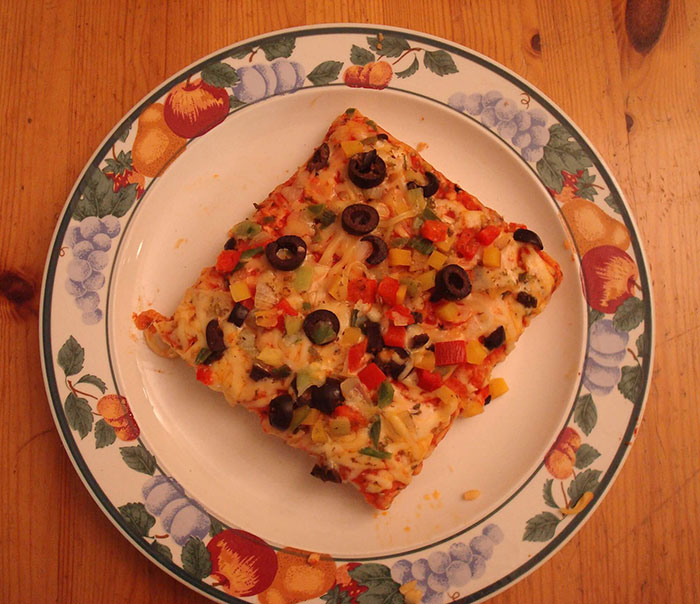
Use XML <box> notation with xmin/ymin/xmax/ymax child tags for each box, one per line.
<box><xmin>39</xmin><ymin>23</ymin><xmax>654</xmax><ymax>604</ymax></box>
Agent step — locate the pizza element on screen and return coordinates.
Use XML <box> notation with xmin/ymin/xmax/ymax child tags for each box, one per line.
<box><xmin>134</xmin><ymin>108</ymin><xmax>562</xmax><ymax>510</ymax></box>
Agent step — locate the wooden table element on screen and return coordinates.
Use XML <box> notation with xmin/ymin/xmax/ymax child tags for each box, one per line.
<box><xmin>2</xmin><ymin>1</ymin><xmax>698</xmax><ymax>602</ymax></box>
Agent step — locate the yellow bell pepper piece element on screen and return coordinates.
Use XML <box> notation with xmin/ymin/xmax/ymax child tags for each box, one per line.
<box><xmin>341</xmin><ymin>140</ymin><xmax>364</xmax><ymax>157</ymax></box>
<box><xmin>436</xmin><ymin>302</ymin><xmax>459</xmax><ymax>322</ymax></box>
<box><xmin>428</xmin><ymin>250</ymin><xmax>448</xmax><ymax>270</ymax></box>
<box><xmin>329</xmin><ymin>417</ymin><xmax>351</xmax><ymax>437</ymax></box>
<box><xmin>489</xmin><ymin>377</ymin><xmax>509</xmax><ymax>399</ymax></box>
<box><xmin>230</xmin><ymin>280</ymin><xmax>252</xmax><ymax>302</ymax></box>
<box><xmin>433</xmin><ymin>385</ymin><xmax>459</xmax><ymax>407</ymax></box>
<box><xmin>257</xmin><ymin>347</ymin><xmax>284</xmax><ymax>366</ymax></box>
<box><xmin>396</xmin><ymin>284</ymin><xmax>408</xmax><ymax>305</ymax></box>
<box><xmin>435</xmin><ymin>235</ymin><xmax>454</xmax><ymax>253</ymax></box>
<box><xmin>417</xmin><ymin>270</ymin><xmax>436</xmax><ymax>290</ymax></box>
<box><xmin>466</xmin><ymin>340</ymin><xmax>489</xmax><ymax>364</ymax></box>
<box><xmin>462</xmin><ymin>399</ymin><xmax>484</xmax><ymax>417</ymax></box>
<box><xmin>389</xmin><ymin>248</ymin><xmax>412</xmax><ymax>266</ymax></box>
<box><xmin>341</xmin><ymin>326</ymin><xmax>363</xmax><ymax>346</ymax></box>
<box><xmin>255</xmin><ymin>309</ymin><xmax>278</xmax><ymax>328</ymax></box>
<box><xmin>482</xmin><ymin>245</ymin><xmax>501</xmax><ymax>268</ymax></box>
<box><xmin>413</xmin><ymin>350</ymin><xmax>435</xmax><ymax>371</ymax></box>
<box><xmin>328</xmin><ymin>275</ymin><xmax>347</xmax><ymax>301</ymax></box>
<box><xmin>311</xmin><ymin>419</ymin><xmax>328</xmax><ymax>443</ymax></box>
<box><xmin>301</xmin><ymin>408</ymin><xmax>320</xmax><ymax>425</ymax></box>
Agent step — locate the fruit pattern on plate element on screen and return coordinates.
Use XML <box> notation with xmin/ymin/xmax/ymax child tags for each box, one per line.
<box><xmin>49</xmin><ymin>28</ymin><xmax>651</xmax><ymax>604</ymax></box>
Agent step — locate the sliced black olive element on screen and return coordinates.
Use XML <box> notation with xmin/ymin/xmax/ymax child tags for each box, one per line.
<box><xmin>311</xmin><ymin>377</ymin><xmax>344</xmax><ymax>415</ymax></box>
<box><xmin>385</xmin><ymin>360</ymin><xmax>405</xmax><ymax>380</ymax></box>
<box><xmin>410</xmin><ymin>333</ymin><xmax>429</xmax><ymax>349</ymax></box>
<box><xmin>306</xmin><ymin>142</ymin><xmax>330</xmax><ymax>172</ymax></box>
<box><xmin>265</xmin><ymin>235</ymin><xmax>307</xmax><ymax>271</ymax></box>
<box><xmin>205</xmin><ymin>319</ymin><xmax>226</xmax><ymax>353</ymax></box>
<box><xmin>390</xmin><ymin>347</ymin><xmax>410</xmax><ymax>360</ymax></box>
<box><xmin>224</xmin><ymin>237</ymin><xmax>237</xmax><ymax>250</ymax></box>
<box><xmin>250</xmin><ymin>365</ymin><xmax>272</xmax><ymax>381</ymax></box>
<box><xmin>513</xmin><ymin>228</ymin><xmax>544</xmax><ymax>250</ymax></box>
<box><xmin>407</xmin><ymin>171</ymin><xmax>439</xmax><ymax>198</ymax></box>
<box><xmin>341</xmin><ymin>203</ymin><xmax>379</xmax><ymax>236</ymax></box>
<box><xmin>484</xmin><ymin>395</ymin><xmax>492</xmax><ymax>406</ymax></box>
<box><xmin>348</xmin><ymin>150</ymin><xmax>387</xmax><ymax>189</ymax></box>
<box><xmin>483</xmin><ymin>325</ymin><xmax>506</xmax><ymax>350</ymax></box>
<box><xmin>361</xmin><ymin>235</ymin><xmax>388</xmax><ymax>265</ymax></box>
<box><xmin>435</xmin><ymin>264</ymin><xmax>472</xmax><ymax>301</ymax></box>
<box><xmin>411</xmin><ymin>311</ymin><xmax>423</xmax><ymax>323</ymax></box>
<box><xmin>227</xmin><ymin>302</ymin><xmax>249</xmax><ymax>327</ymax></box>
<box><xmin>377</xmin><ymin>133</ymin><xmax>389</xmax><ymax>140</ymax></box>
<box><xmin>516</xmin><ymin>291</ymin><xmax>538</xmax><ymax>308</ymax></box>
<box><xmin>269</xmin><ymin>394</ymin><xmax>295</xmax><ymax>430</ymax></box>
<box><xmin>362</xmin><ymin>321</ymin><xmax>383</xmax><ymax>354</ymax></box>
<box><xmin>303</xmin><ymin>309</ymin><xmax>340</xmax><ymax>346</ymax></box>
<box><xmin>310</xmin><ymin>464</ymin><xmax>342</xmax><ymax>483</ymax></box>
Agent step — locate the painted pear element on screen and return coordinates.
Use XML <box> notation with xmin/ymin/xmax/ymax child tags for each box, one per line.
<box><xmin>561</xmin><ymin>197</ymin><xmax>630</xmax><ymax>256</ymax></box>
<box><xmin>131</xmin><ymin>103</ymin><xmax>186</xmax><ymax>178</ymax></box>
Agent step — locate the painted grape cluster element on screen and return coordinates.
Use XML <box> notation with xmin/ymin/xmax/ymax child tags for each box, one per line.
<box><xmin>448</xmin><ymin>90</ymin><xmax>550</xmax><ymax>161</ymax></box>
<box><xmin>64</xmin><ymin>216</ymin><xmax>120</xmax><ymax>324</ymax></box>
<box><xmin>390</xmin><ymin>524</ymin><xmax>504</xmax><ymax>603</ymax></box>
<box><xmin>233</xmin><ymin>58</ymin><xmax>306</xmax><ymax>103</ymax></box>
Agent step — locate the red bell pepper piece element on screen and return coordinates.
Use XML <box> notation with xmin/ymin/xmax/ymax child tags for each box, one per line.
<box><xmin>388</xmin><ymin>304</ymin><xmax>414</xmax><ymax>326</ymax></box>
<box><xmin>348</xmin><ymin>278</ymin><xmax>377</xmax><ymax>303</ymax></box>
<box><xmin>348</xmin><ymin>339</ymin><xmax>367</xmax><ymax>372</ymax></box>
<box><xmin>332</xmin><ymin>404</ymin><xmax>368</xmax><ymax>429</ymax></box>
<box><xmin>196</xmin><ymin>366</ymin><xmax>213</xmax><ymax>385</ymax></box>
<box><xmin>456</xmin><ymin>190</ymin><xmax>481</xmax><ymax>211</ymax></box>
<box><xmin>377</xmin><ymin>276</ymin><xmax>400</xmax><ymax>305</ymax></box>
<box><xmin>276</xmin><ymin>298</ymin><xmax>298</xmax><ymax>316</ymax></box>
<box><xmin>358</xmin><ymin>363</ymin><xmax>387</xmax><ymax>391</ymax></box>
<box><xmin>434</xmin><ymin>340</ymin><xmax>467</xmax><ymax>366</ymax></box>
<box><xmin>420</xmin><ymin>220</ymin><xmax>448</xmax><ymax>242</ymax></box>
<box><xmin>445</xmin><ymin>376</ymin><xmax>470</xmax><ymax>399</ymax></box>
<box><xmin>416</xmin><ymin>368</ymin><xmax>443</xmax><ymax>392</ymax></box>
<box><xmin>477</xmin><ymin>225</ymin><xmax>501</xmax><ymax>246</ymax></box>
<box><xmin>456</xmin><ymin>229</ymin><xmax>480</xmax><ymax>260</ymax></box>
<box><xmin>383</xmin><ymin>325</ymin><xmax>407</xmax><ymax>348</ymax></box>
<box><xmin>215</xmin><ymin>249</ymin><xmax>242</xmax><ymax>274</ymax></box>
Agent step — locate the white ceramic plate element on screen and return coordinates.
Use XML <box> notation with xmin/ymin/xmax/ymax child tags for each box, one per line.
<box><xmin>40</xmin><ymin>25</ymin><xmax>653</xmax><ymax>604</ymax></box>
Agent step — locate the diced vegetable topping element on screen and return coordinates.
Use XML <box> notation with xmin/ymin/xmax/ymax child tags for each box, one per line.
<box><xmin>358</xmin><ymin>363</ymin><xmax>387</xmax><ymax>391</ymax></box>
<box><xmin>413</xmin><ymin>350</ymin><xmax>435</xmax><ymax>371</ymax></box>
<box><xmin>348</xmin><ymin>339</ymin><xmax>368</xmax><ymax>372</ymax></box>
<box><xmin>234</xmin><ymin>220</ymin><xmax>262</xmax><ymax>239</ymax></box>
<box><xmin>230</xmin><ymin>280</ymin><xmax>252</xmax><ymax>302</ymax></box>
<box><xmin>348</xmin><ymin>278</ymin><xmax>377</xmax><ymax>303</ymax></box>
<box><xmin>257</xmin><ymin>347</ymin><xmax>284</xmax><ymax>366</ymax></box>
<box><xmin>416</xmin><ymin>368</ymin><xmax>443</xmax><ymax>392</ymax></box>
<box><xmin>434</xmin><ymin>340</ymin><xmax>467</xmax><ymax>366</ymax></box>
<box><xmin>196</xmin><ymin>366</ymin><xmax>213</xmax><ymax>385</ymax></box>
<box><xmin>436</xmin><ymin>302</ymin><xmax>459</xmax><ymax>322</ymax></box>
<box><xmin>377</xmin><ymin>380</ymin><xmax>394</xmax><ymax>408</ymax></box>
<box><xmin>427</xmin><ymin>250</ymin><xmax>448</xmax><ymax>270</ymax></box>
<box><xmin>294</xmin><ymin>265</ymin><xmax>314</xmax><ymax>292</ymax></box>
<box><xmin>342</xmin><ymin>140</ymin><xmax>364</xmax><ymax>157</ymax></box>
<box><xmin>408</xmin><ymin>236</ymin><xmax>434</xmax><ymax>256</ymax></box>
<box><xmin>482</xmin><ymin>245</ymin><xmax>501</xmax><ymax>268</ymax></box>
<box><xmin>377</xmin><ymin>277</ymin><xmax>400</xmax><ymax>305</ymax></box>
<box><xmin>477</xmin><ymin>225</ymin><xmax>501</xmax><ymax>246</ymax></box>
<box><xmin>383</xmin><ymin>325</ymin><xmax>407</xmax><ymax>348</ymax></box>
<box><xmin>420</xmin><ymin>220</ymin><xmax>448</xmax><ymax>243</ymax></box>
<box><xmin>466</xmin><ymin>340</ymin><xmax>489</xmax><ymax>364</ymax></box>
<box><xmin>216</xmin><ymin>249</ymin><xmax>243</xmax><ymax>273</ymax></box>
<box><xmin>489</xmin><ymin>377</ymin><xmax>509</xmax><ymax>398</ymax></box>
<box><xmin>284</xmin><ymin>315</ymin><xmax>303</xmax><ymax>336</ymax></box>
<box><xmin>389</xmin><ymin>248</ymin><xmax>412</xmax><ymax>266</ymax></box>
<box><xmin>417</xmin><ymin>270</ymin><xmax>436</xmax><ymax>290</ymax></box>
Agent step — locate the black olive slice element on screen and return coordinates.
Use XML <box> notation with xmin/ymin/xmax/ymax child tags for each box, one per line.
<box><xmin>362</xmin><ymin>321</ymin><xmax>383</xmax><ymax>354</ymax></box>
<box><xmin>361</xmin><ymin>235</ymin><xmax>388</xmax><ymax>265</ymax></box>
<box><xmin>341</xmin><ymin>204</ymin><xmax>379</xmax><ymax>236</ymax></box>
<box><xmin>516</xmin><ymin>291</ymin><xmax>538</xmax><ymax>308</ymax></box>
<box><xmin>513</xmin><ymin>228</ymin><xmax>544</xmax><ymax>250</ymax></box>
<box><xmin>265</xmin><ymin>235</ymin><xmax>307</xmax><ymax>271</ymax></box>
<box><xmin>390</xmin><ymin>347</ymin><xmax>410</xmax><ymax>360</ymax></box>
<box><xmin>483</xmin><ymin>325</ymin><xmax>506</xmax><ymax>350</ymax></box>
<box><xmin>250</xmin><ymin>365</ymin><xmax>272</xmax><ymax>381</ymax></box>
<box><xmin>348</xmin><ymin>150</ymin><xmax>387</xmax><ymax>189</ymax></box>
<box><xmin>310</xmin><ymin>464</ymin><xmax>342</xmax><ymax>483</ymax></box>
<box><xmin>227</xmin><ymin>302</ymin><xmax>249</xmax><ymax>327</ymax></box>
<box><xmin>224</xmin><ymin>237</ymin><xmax>237</xmax><ymax>250</ymax></box>
<box><xmin>303</xmin><ymin>309</ymin><xmax>340</xmax><ymax>346</ymax></box>
<box><xmin>385</xmin><ymin>360</ymin><xmax>405</xmax><ymax>380</ymax></box>
<box><xmin>407</xmin><ymin>171</ymin><xmax>439</xmax><ymax>198</ymax></box>
<box><xmin>410</xmin><ymin>333</ymin><xmax>429</xmax><ymax>349</ymax></box>
<box><xmin>306</xmin><ymin>142</ymin><xmax>330</xmax><ymax>172</ymax></box>
<box><xmin>205</xmin><ymin>319</ymin><xmax>226</xmax><ymax>353</ymax></box>
<box><xmin>411</xmin><ymin>311</ymin><xmax>423</xmax><ymax>323</ymax></box>
<box><xmin>269</xmin><ymin>394</ymin><xmax>295</xmax><ymax>430</ymax></box>
<box><xmin>310</xmin><ymin>378</ymin><xmax>344</xmax><ymax>415</ymax></box>
<box><xmin>435</xmin><ymin>264</ymin><xmax>472</xmax><ymax>301</ymax></box>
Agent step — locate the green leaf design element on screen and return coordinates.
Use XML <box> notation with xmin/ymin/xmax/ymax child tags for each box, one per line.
<box><xmin>94</xmin><ymin>418</ymin><xmax>116</xmax><ymax>449</ymax></box>
<box><xmin>201</xmin><ymin>62</ymin><xmax>239</xmax><ymax>88</ymax></box>
<box><xmin>574</xmin><ymin>443</ymin><xmax>601</xmax><ymax>469</ymax></box>
<box><xmin>76</xmin><ymin>374</ymin><xmax>107</xmax><ymax>393</ymax></box>
<box><xmin>523</xmin><ymin>511</ymin><xmax>561</xmax><ymax>542</ymax></box>
<box><xmin>229</xmin><ymin>95</ymin><xmax>246</xmax><ymax>110</ymax></box>
<box><xmin>307</xmin><ymin>61</ymin><xmax>343</xmax><ymax>86</ymax></box>
<box><xmin>119</xmin><ymin>444</ymin><xmax>156</xmax><ymax>475</ymax></box>
<box><xmin>57</xmin><ymin>336</ymin><xmax>84</xmax><ymax>376</ymax></box>
<box><xmin>103</xmin><ymin>182</ymin><xmax>138</xmax><ymax>218</ymax></box>
<box><xmin>181</xmin><ymin>537</ymin><xmax>212</xmax><ymax>579</ymax></box>
<box><xmin>574</xmin><ymin>393</ymin><xmax>597</xmax><ymax>436</ymax></box>
<box><xmin>575</xmin><ymin>168</ymin><xmax>598</xmax><ymax>201</ymax></box>
<box><xmin>118</xmin><ymin>502</ymin><xmax>155</xmax><ymax>537</ymax></box>
<box><xmin>636</xmin><ymin>332</ymin><xmax>649</xmax><ymax>357</ymax></box>
<box><xmin>260</xmin><ymin>36</ymin><xmax>296</xmax><ymax>60</ymax></box>
<box><xmin>117</xmin><ymin>123</ymin><xmax>131</xmax><ymax>143</ymax></box>
<box><xmin>395</xmin><ymin>56</ymin><xmax>419</xmax><ymax>79</ymax></box>
<box><xmin>423</xmin><ymin>50</ymin><xmax>458</xmax><ymax>76</ymax></box>
<box><xmin>604</xmin><ymin>193</ymin><xmax>622</xmax><ymax>215</ymax></box>
<box><xmin>208</xmin><ymin>515</ymin><xmax>226</xmax><ymax>537</ymax></box>
<box><xmin>229</xmin><ymin>45</ymin><xmax>251</xmax><ymax>60</ymax></box>
<box><xmin>567</xmin><ymin>468</ymin><xmax>601</xmax><ymax>505</ymax></box>
<box><xmin>351</xmin><ymin>45</ymin><xmax>375</xmax><ymax>66</ymax></box>
<box><xmin>543</xmin><ymin>479</ymin><xmax>558</xmax><ymax>509</ymax></box>
<box><xmin>588</xmin><ymin>307</ymin><xmax>604</xmax><ymax>327</ymax></box>
<box><xmin>321</xmin><ymin>585</ymin><xmax>354</xmax><ymax>604</ymax></box>
<box><xmin>613</xmin><ymin>297</ymin><xmax>644</xmax><ymax>332</ymax></box>
<box><xmin>536</xmin><ymin>124</ymin><xmax>593</xmax><ymax>192</ymax></box>
<box><xmin>618</xmin><ymin>364</ymin><xmax>644</xmax><ymax>403</ymax></box>
<box><xmin>104</xmin><ymin>150</ymin><xmax>133</xmax><ymax>175</ymax></box>
<box><xmin>367</xmin><ymin>35</ymin><xmax>409</xmax><ymax>58</ymax></box>
<box><xmin>73</xmin><ymin>166</ymin><xmax>114</xmax><ymax>220</ymax></box>
<box><xmin>64</xmin><ymin>393</ymin><xmax>93</xmax><ymax>439</ymax></box>
<box><xmin>349</xmin><ymin>563</ymin><xmax>403</xmax><ymax>604</ymax></box>
<box><xmin>151</xmin><ymin>540</ymin><xmax>173</xmax><ymax>562</ymax></box>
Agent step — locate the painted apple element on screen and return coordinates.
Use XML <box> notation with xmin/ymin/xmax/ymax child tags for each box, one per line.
<box><xmin>581</xmin><ymin>245</ymin><xmax>638</xmax><ymax>313</ymax></box>
<box><xmin>207</xmin><ymin>529</ymin><xmax>278</xmax><ymax>597</ymax></box>
<box><xmin>343</xmin><ymin>61</ymin><xmax>393</xmax><ymax>89</ymax></box>
<box><xmin>544</xmin><ymin>426</ymin><xmax>581</xmax><ymax>479</ymax></box>
<box><xmin>163</xmin><ymin>78</ymin><xmax>229</xmax><ymax>139</ymax></box>
<box><xmin>96</xmin><ymin>394</ymin><xmax>139</xmax><ymax>440</ymax></box>
<box><xmin>259</xmin><ymin>547</ymin><xmax>336</xmax><ymax>604</ymax></box>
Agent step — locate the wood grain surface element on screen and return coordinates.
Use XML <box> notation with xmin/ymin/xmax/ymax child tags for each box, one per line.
<box><xmin>1</xmin><ymin>1</ymin><xmax>698</xmax><ymax>602</ymax></box>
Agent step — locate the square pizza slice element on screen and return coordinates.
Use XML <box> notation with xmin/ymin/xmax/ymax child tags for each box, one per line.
<box><xmin>135</xmin><ymin>108</ymin><xmax>562</xmax><ymax>510</ymax></box>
